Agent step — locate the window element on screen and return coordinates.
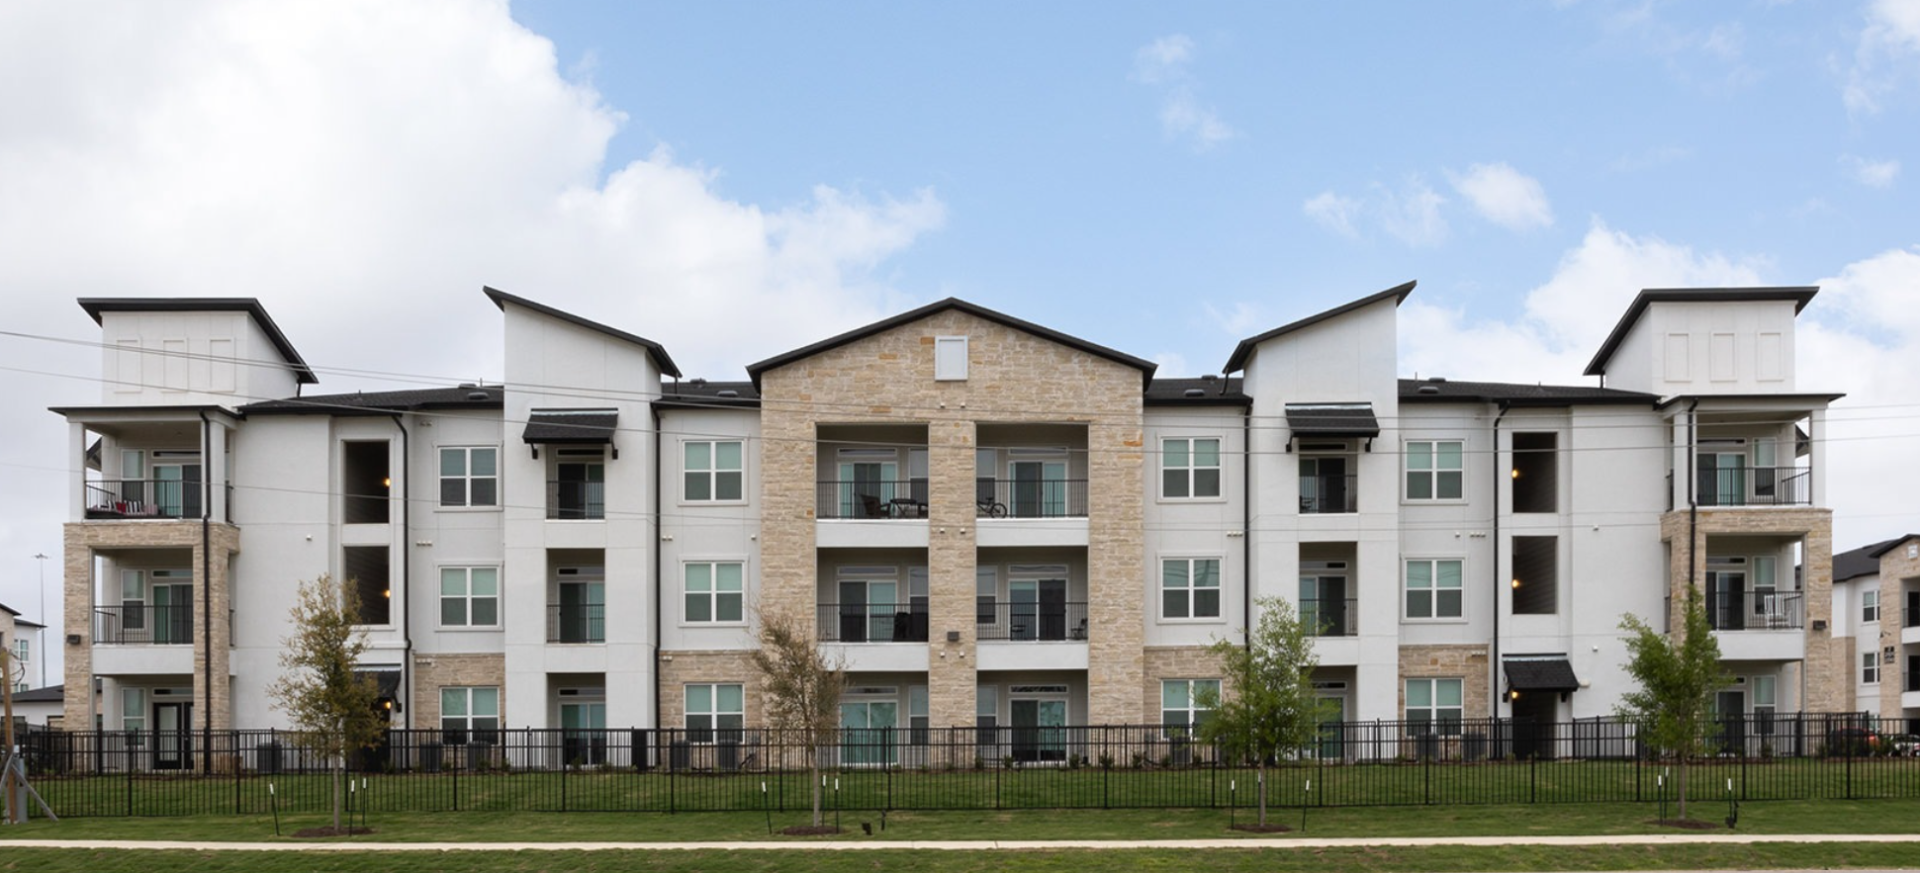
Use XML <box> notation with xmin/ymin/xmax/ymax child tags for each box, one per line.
<box><xmin>122</xmin><ymin>688</ymin><xmax>146</xmax><ymax>732</ymax></box>
<box><xmin>1510</xmin><ymin>432</ymin><xmax>1556</xmax><ymax>513</ymax></box>
<box><xmin>909</xmin><ymin>685</ymin><xmax>930</xmax><ymax>746</ymax></box>
<box><xmin>1162</xmin><ymin>558</ymin><xmax>1221</xmax><ymax>619</ymax></box>
<box><xmin>1752</xmin><ymin>675</ymin><xmax>1777</xmax><ymax>734</ymax></box>
<box><xmin>1406</xmin><ymin>440</ymin><xmax>1464</xmax><ymax>501</ymax></box>
<box><xmin>1162</xmin><ymin>679</ymin><xmax>1220</xmax><ymax>736</ymax></box>
<box><xmin>685</xmin><ymin>562</ymin><xmax>745</xmax><ymax>623</ymax></box>
<box><xmin>1863</xmin><ymin>590</ymin><xmax>1880</xmax><ymax>624</ymax></box>
<box><xmin>1863</xmin><ymin>652</ymin><xmax>1880</xmax><ymax>685</ymax></box>
<box><xmin>1405</xmin><ymin>559</ymin><xmax>1463</xmax><ymax>619</ymax></box>
<box><xmin>1405</xmin><ymin>678</ymin><xmax>1462</xmax><ymax>735</ymax></box>
<box><xmin>685</xmin><ymin>683</ymin><xmax>744</xmax><ymax>743</ymax></box>
<box><xmin>440</xmin><ymin>687</ymin><xmax>499</xmax><ymax>744</ymax></box>
<box><xmin>439</xmin><ymin>447</ymin><xmax>497</xmax><ymax>508</ymax></box>
<box><xmin>439</xmin><ymin>567</ymin><xmax>499</xmax><ymax>627</ymax></box>
<box><xmin>976</xmin><ymin>567</ymin><xmax>998</xmax><ymax>625</ymax></box>
<box><xmin>685</xmin><ymin>441</ymin><xmax>743</xmax><ymax>501</ymax></box>
<box><xmin>934</xmin><ymin>336</ymin><xmax>968</xmax><ymax>380</ymax></box>
<box><xmin>976</xmin><ymin>685</ymin><xmax>998</xmax><ymax>749</ymax></box>
<box><xmin>1162</xmin><ymin>438</ymin><xmax>1221</xmax><ymax>499</ymax></box>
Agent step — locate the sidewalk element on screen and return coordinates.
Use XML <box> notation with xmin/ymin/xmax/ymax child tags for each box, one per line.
<box><xmin>6</xmin><ymin>833</ymin><xmax>1920</xmax><ymax>852</ymax></box>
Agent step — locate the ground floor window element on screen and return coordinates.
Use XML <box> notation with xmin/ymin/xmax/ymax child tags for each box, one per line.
<box><xmin>685</xmin><ymin>683</ymin><xmax>744</xmax><ymax>743</ymax></box>
<box><xmin>1405</xmin><ymin>678</ymin><xmax>1462</xmax><ymax>735</ymax></box>
<box><xmin>1160</xmin><ymin>679</ymin><xmax>1220</xmax><ymax>737</ymax></box>
<box><xmin>441</xmin><ymin>686</ymin><xmax>500</xmax><ymax>744</ymax></box>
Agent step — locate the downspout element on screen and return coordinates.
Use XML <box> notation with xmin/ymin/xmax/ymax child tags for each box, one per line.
<box><xmin>198</xmin><ymin>410</ymin><xmax>213</xmax><ymax>774</ymax></box>
<box><xmin>391</xmin><ymin>413</ymin><xmax>412</xmax><ymax>729</ymax></box>
<box><xmin>1686</xmin><ymin>400</ymin><xmax>1700</xmax><ymax>630</ymax></box>
<box><xmin>1241</xmin><ymin>397</ymin><xmax>1253</xmax><ymax>647</ymax></box>
<box><xmin>1490</xmin><ymin>402</ymin><xmax>1508</xmax><ymax>718</ymax></box>
<box><xmin>652</xmin><ymin>404</ymin><xmax>663</xmax><ymax>734</ymax></box>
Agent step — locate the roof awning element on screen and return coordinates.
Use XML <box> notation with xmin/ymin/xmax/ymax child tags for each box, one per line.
<box><xmin>1503</xmin><ymin>656</ymin><xmax>1580</xmax><ymax>693</ymax></box>
<box><xmin>355</xmin><ymin>669</ymin><xmax>402</xmax><ymax>699</ymax></box>
<box><xmin>1285</xmin><ymin>403</ymin><xmax>1380</xmax><ymax>445</ymax></box>
<box><xmin>522</xmin><ymin>410</ymin><xmax>618</xmax><ymax>444</ymax></box>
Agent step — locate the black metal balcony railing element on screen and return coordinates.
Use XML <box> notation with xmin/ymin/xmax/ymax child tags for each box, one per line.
<box><xmin>85</xmin><ymin>479</ymin><xmax>203</xmax><ymax>520</ymax></box>
<box><xmin>1299</xmin><ymin>474</ymin><xmax>1357</xmax><ymax>514</ymax></box>
<box><xmin>974</xmin><ymin>479</ymin><xmax>1089</xmax><ymax>519</ymax></box>
<box><xmin>93</xmin><ymin>605</ymin><xmax>194</xmax><ymax>645</ymax></box>
<box><xmin>546</xmin><ymin>480</ymin><xmax>605</xmax><ymax>520</ymax></box>
<box><xmin>1707</xmin><ymin>590</ymin><xmax>1804</xmax><ymax>631</ymax></box>
<box><xmin>816</xmin><ymin>480</ymin><xmax>925</xmax><ymax>520</ymax></box>
<box><xmin>816</xmin><ymin>603</ymin><xmax>929</xmax><ymax>643</ymax></box>
<box><xmin>1695</xmin><ymin>465</ymin><xmax>1812</xmax><ymax>508</ymax></box>
<box><xmin>546</xmin><ymin>604</ymin><xmax>605</xmax><ymax>644</ymax></box>
<box><xmin>974</xmin><ymin>601</ymin><xmax>1089</xmax><ymax>642</ymax></box>
<box><xmin>1300</xmin><ymin>598</ymin><xmax>1358</xmax><ymax>637</ymax></box>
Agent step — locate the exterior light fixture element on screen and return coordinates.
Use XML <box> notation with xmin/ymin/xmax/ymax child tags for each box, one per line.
<box><xmin>1510</xmin><ymin>578</ymin><xmax>1521</xmax><ymax>589</ymax></box>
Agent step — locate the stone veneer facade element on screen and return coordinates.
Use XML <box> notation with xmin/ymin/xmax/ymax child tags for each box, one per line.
<box><xmin>1875</xmin><ymin>541</ymin><xmax>1920</xmax><ymax>718</ymax></box>
<box><xmin>758</xmin><ymin>309</ymin><xmax>1147</xmax><ymax>727</ymax></box>
<box><xmin>656</xmin><ymin>649</ymin><xmax>762</xmax><ymax>730</ymax></box>
<box><xmin>1398</xmin><ymin>644</ymin><xmax>1492</xmax><ymax>720</ymax></box>
<box><xmin>1142</xmin><ymin>646</ymin><xmax>1226</xmax><ymax>718</ymax></box>
<box><xmin>410</xmin><ymin>652</ymin><xmax>507</xmax><ymax>727</ymax></box>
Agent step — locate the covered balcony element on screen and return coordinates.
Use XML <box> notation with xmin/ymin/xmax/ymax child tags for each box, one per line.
<box><xmin>57</xmin><ymin>408</ymin><xmax>238</xmax><ymax>525</ymax></box>
<box><xmin>815</xmin><ymin>425</ymin><xmax>930</xmax><ymax>521</ymax></box>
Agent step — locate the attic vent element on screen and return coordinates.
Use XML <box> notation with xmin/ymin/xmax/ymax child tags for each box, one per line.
<box><xmin>1182</xmin><ymin>388</ymin><xmax>1204</xmax><ymax>398</ymax></box>
<box><xmin>1427</xmin><ymin>376</ymin><xmax>1447</xmax><ymax>383</ymax></box>
<box><xmin>1201</xmin><ymin>374</ymin><xmax>1218</xmax><ymax>382</ymax></box>
<box><xmin>716</xmin><ymin>389</ymin><xmax>738</xmax><ymax>398</ymax></box>
<box><xmin>467</xmin><ymin>390</ymin><xmax>489</xmax><ymax>400</ymax></box>
<box><xmin>458</xmin><ymin>382</ymin><xmax>477</xmax><ymax>389</ymax></box>
<box><xmin>1417</xmin><ymin>385</ymin><xmax>1440</xmax><ymax>395</ymax></box>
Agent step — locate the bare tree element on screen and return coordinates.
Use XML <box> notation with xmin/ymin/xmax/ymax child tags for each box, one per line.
<box><xmin>269</xmin><ymin>574</ymin><xmax>385</xmax><ymax>832</ymax></box>
<box><xmin>749</xmin><ymin>607</ymin><xmax>845</xmax><ymax>829</ymax></box>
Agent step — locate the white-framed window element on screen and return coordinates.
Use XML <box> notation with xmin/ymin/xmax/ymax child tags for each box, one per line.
<box><xmin>1161</xmin><ymin>557</ymin><xmax>1221</xmax><ymax>620</ymax></box>
<box><xmin>1405</xmin><ymin>678</ymin><xmax>1463</xmax><ymax>735</ymax></box>
<box><xmin>439</xmin><ymin>447</ymin><xmax>498</xmax><ymax>508</ymax></box>
<box><xmin>685</xmin><ymin>561</ymin><xmax>745</xmax><ymax>623</ymax></box>
<box><xmin>1161</xmin><ymin>679</ymin><xmax>1220</xmax><ymax>736</ymax></box>
<box><xmin>1405</xmin><ymin>440</ymin><xmax>1464</xmax><ymax>501</ymax></box>
<box><xmin>122</xmin><ymin>687</ymin><xmax>146</xmax><ymax>732</ymax></box>
<box><xmin>1863</xmin><ymin>589</ymin><xmax>1880</xmax><ymax>624</ymax></box>
<box><xmin>934</xmin><ymin>336</ymin><xmax>968</xmax><ymax>380</ymax></box>
<box><xmin>440</xmin><ymin>686</ymin><xmax>499</xmax><ymax>743</ymax></box>
<box><xmin>685</xmin><ymin>683</ymin><xmax>744</xmax><ymax>742</ymax></box>
<box><xmin>11</xmin><ymin>639</ymin><xmax>27</xmax><ymax>663</ymax></box>
<box><xmin>1752</xmin><ymin>675</ymin><xmax>1777</xmax><ymax>731</ymax></box>
<box><xmin>1162</xmin><ymin>437</ymin><xmax>1221</xmax><ymax>499</ymax></box>
<box><xmin>909</xmin><ymin>685</ymin><xmax>930</xmax><ymax>745</ymax></box>
<box><xmin>439</xmin><ymin>567</ymin><xmax>499</xmax><ymax>628</ymax></box>
<box><xmin>684</xmin><ymin>440</ymin><xmax>744</xmax><ymax>502</ymax></box>
<box><xmin>1863</xmin><ymin>652</ymin><xmax>1880</xmax><ymax>685</ymax></box>
<box><xmin>1404</xmin><ymin>559</ymin><xmax>1463</xmax><ymax>620</ymax></box>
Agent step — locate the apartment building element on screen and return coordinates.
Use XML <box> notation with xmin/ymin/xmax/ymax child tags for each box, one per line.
<box><xmin>51</xmin><ymin>283</ymin><xmax>1842</xmax><ymax>761</ymax></box>
<box><xmin>1832</xmin><ymin>537</ymin><xmax>1920</xmax><ymax>729</ymax></box>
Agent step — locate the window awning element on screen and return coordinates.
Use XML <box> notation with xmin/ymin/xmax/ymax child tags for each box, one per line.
<box><xmin>1503</xmin><ymin>656</ymin><xmax>1580</xmax><ymax>692</ymax></box>
<box><xmin>1284</xmin><ymin>403</ymin><xmax>1380</xmax><ymax>439</ymax></box>
<box><xmin>355</xmin><ymin>669</ymin><xmax>402</xmax><ymax>699</ymax></box>
<box><xmin>522</xmin><ymin>410</ymin><xmax>618</xmax><ymax>444</ymax></box>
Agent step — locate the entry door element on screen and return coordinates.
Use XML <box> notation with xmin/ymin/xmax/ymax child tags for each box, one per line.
<box><xmin>1010</xmin><ymin>699</ymin><xmax>1067</xmax><ymax>762</ymax></box>
<box><xmin>153</xmin><ymin>583</ymin><xmax>193</xmax><ymax>645</ymax></box>
<box><xmin>1714</xmin><ymin>690</ymin><xmax>1746</xmax><ymax>754</ymax></box>
<box><xmin>561</xmin><ymin>701</ymin><xmax>607</xmax><ymax>765</ymax></box>
<box><xmin>1511</xmin><ymin>693</ymin><xmax>1556</xmax><ymax>760</ymax></box>
<box><xmin>154</xmin><ymin>462</ymin><xmax>202</xmax><ymax>517</ymax></box>
<box><xmin>1316</xmin><ymin>696</ymin><xmax>1347</xmax><ymax>759</ymax></box>
<box><xmin>559</xmin><ymin>581</ymin><xmax>605</xmax><ymax>643</ymax></box>
<box><xmin>1299</xmin><ymin>574</ymin><xmax>1348</xmax><ymax>636</ymax></box>
<box><xmin>1010</xmin><ymin>460</ymin><xmax>1067</xmax><ymax>518</ymax></box>
<box><xmin>1010</xmin><ymin>579</ymin><xmax>1068</xmax><ymax>641</ymax></box>
<box><xmin>840</xmin><ymin>700</ymin><xmax>897</xmax><ymax>766</ymax></box>
<box><xmin>154</xmin><ymin>701</ymin><xmax>192</xmax><ymax>770</ymax></box>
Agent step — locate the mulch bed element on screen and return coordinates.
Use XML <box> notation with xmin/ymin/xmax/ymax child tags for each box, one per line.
<box><xmin>293</xmin><ymin>826</ymin><xmax>376</xmax><ymax>837</ymax></box>
<box><xmin>781</xmin><ymin>825</ymin><xmax>843</xmax><ymax>836</ymax></box>
<box><xmin>1228</xmin><ymin>823</ymin><xmax>1294</xmax><ymax>833</ymax></box>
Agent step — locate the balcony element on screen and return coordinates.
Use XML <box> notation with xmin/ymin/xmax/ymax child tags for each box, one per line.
<box><xmin>974</xmin><ymin>478</ymin><xmax>1088</xmax><ymax>519</ymax></box>
<box><xmin>1301</xmin><ymin>598</ymin><xmax>1357</xmax><ymax>636</ymax></box>
<box><xmin>546</xmin><ymin>480</ymin><xmax>605</xmax><ymax>520</ymax></box>
<box><xmin>816</xmin><ymin>602</ymin><xmax>929</xmax><ymax>643</ymax></box>
<box><xmin>546</xmin><ymin>603</ymin><xmax>605</xmax><ymax>644</ymax></box>
<box><xmin>1299</xmin><ymin>475</ymin><xmax>1357</xmax><ymax>515</ymax></box>
<box><xmin>85</xmin><ymin>479</ymin><xmax>205</xmax><ymax>520</ymax></box>
<box><xmin>975</xmin><ymin>601</ymin><xmax>1088</xmax><ymax>642</ymax></box>
<box><xmin>1695</xmin><ymin>466</ymin><xmax>1811</xmax><ymax>508</ymax></box>
<box><xmin>1706</xmin><ymin>590</ymin><xmax>1804</xmax><ymax>631</ymax></box>
<box><xmin>94</xmin><ymin>605</ymin><xmax>193</xmax><ymax>645</ymax></box>
<box><xmin>816</xmin><ymin>480</ymin><xmax>924</xmax><ymax>520</ymax></box>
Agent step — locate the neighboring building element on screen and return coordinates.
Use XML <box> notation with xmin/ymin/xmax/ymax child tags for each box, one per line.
<box><xmin>1</xmin><ymin>603</ymin><xmax>45</xmax><ymax>694</ymax></box>
<box><xmin>49</xmin><ymin>283</ymin><xmax>1843</xmax><ymax>763</ymax></box>
<box><xmin>7</xmin><ymin>684</ymin><xmax>66</xmax><ymax>727</ymax></box>
<box><xmin>1832</xmin><ymin>537</ymin><xmax>1920</xmax><ymax>730</ymax></box>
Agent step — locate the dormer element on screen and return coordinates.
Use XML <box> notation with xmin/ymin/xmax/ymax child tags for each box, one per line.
<box><xmin>1584</xmin><ymin>287</ymin><xmax>1817</xmax><ymax>398</ymax></box>
<box><xmin>80</xmin><ymin>298</ymin><xmax>315</xmax><ymax>407</ymax></box>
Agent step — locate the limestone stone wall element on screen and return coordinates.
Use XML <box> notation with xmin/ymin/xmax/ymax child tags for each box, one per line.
<box><xmin>1397</xmin><ymin>644</ymin><xmax>1491</xmax><ymax>720</ymax></box>
<box><xmin>411</xmin><ymin>652</ymin><xmax>506</xmax><ymax>727</ymax></box>
<box><xmin>656</xmin><ymin>649</ymin><xmax>761</xmax><ymax>730</ymax></box>
<box><xmin>758</xmin><ymin>308</ymin><xmax>1146</xmax><ymax>727</ymax></box>
<box><xmin>1141</xmin><ymin>646</ymin><xmax>1225</xmax><ymax>718</ymax></box>
<box><xmin>1876</xmin><ymin>540</ymin><xmax>1920</xmax><ymax>718</ymax></box>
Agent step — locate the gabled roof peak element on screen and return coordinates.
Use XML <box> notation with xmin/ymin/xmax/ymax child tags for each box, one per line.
<box><xmin>1223</xmin><ymin>281</ymin><xmax>1414</xmax><ymax>374</ymax></box>
<box><xmin>1584</xmin><ymin>286</ymin><xmax>1818</xmax><ymax>377</ymax></box>
<box><xmin>483</xmin><ymin>286</ymin><xmax>681</xmax><ymax>378</ymax></box>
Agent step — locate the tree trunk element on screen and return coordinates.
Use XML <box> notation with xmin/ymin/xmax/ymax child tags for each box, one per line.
<box><xmin>1676</xmin><ymin>755</ymin><xmax>1689</xmax><ymax>821</ymax></box>
<box><xmin>332</xmin><ymin>758</ymin><xmax>344</xmax><ymax>831</ymax></box>
<box><xmin>1256</xmin><ymin>761</ymin><xmax>1267</xmax><ymax>828</ymax></box>
<box><xmin>810</xmin><ymin>757</ymin><xmax>823</xmax><ymax>828</ymax></box>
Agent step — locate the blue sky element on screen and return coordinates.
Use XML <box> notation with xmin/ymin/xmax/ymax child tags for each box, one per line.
<box><xmin>2</xmin><ymin>1</ymin><xmax>1919</xmax><ymax>670</ymax></box>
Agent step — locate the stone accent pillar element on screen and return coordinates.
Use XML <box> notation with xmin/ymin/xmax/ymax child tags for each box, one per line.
<box><xmin>926</xmin><ymin>418</ymin><xmax>977</xmax><ymax>730</ymax></box>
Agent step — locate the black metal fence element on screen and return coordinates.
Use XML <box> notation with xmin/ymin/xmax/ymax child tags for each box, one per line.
<box><xmin>16</xmin><ymin>714</ymin><xmax>1920</xmax><ymax>818</ymax></box>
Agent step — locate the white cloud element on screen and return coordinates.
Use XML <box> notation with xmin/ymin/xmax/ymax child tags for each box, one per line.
<box><xmin>1301</xmin><ymin>191</ymin><xmax>1362</xmax><ymax>238</ymax></box>
<box><xmin>0</xmin><ymin>0</ymin><xmax>945</xmax><ymax>649</ymax></box>
<box><xmin>1203</xmin><ymin>300</ymin><xmax>1268</xmax><ymax>336</ymax></box>
<box><xmin>1377</xmin><ymin>177</ymin><xmax>1448</xmax><ymax>248</ymax></box>
<box><xmin>1131</xmin><ymin>33</ymin><xmax>1235</xmax><ymax>151</ymax></box>
<box><xmin>1447</xmin><ymin>162</ymin><xmax>1555</xmax><ymax>231</ymax></box>
<box><xmin>1842</xmin><ymin>154</ymin><xmax>1902</xmax><ymax>188</ymax></box>
<box><xmin>1845</xmin><ymin>0</ymin><xmax>1920</xmax><ymax>115</ymax></box>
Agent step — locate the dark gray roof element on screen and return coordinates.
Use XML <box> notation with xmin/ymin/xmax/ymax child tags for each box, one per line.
<box><xmin>1223</xmin><ymin>281</ymin><xmax>1415</xmax><ymax>374</ymax></box>
<box><xmin>1834</xmin><ymin>538</ymin><xmax>1902</xmax><ymax>583</ymax></box>
<box><xmin>1285</xmin><ymin>403</ymin><xmax>1380</xmax><ymax>438</ymax></box>
<box><xmin>746</xmin><ymin>297</ymin><xmax>1157</xmax><ymax>390</ymax></box>
<box><xmin>1867</xmin><ymin>535</ymin><xmax>1920</xmax><ymax>561</ymax></box>
<box><xmin>1144</xmin><ymin>377</ymin><xmax>1249</xmax><ymax>407</ymax></box>
<box><xmin>523</xmin><ymin>410</ymin><xmax>618</xmax><ymax>444</ymax></box>
<box><xmin>241</xmin><ymin>386</ymin><xmax>503</xmax><ymax>416</ymax></box>
<box><xmin>1585</xmin><ymin>287</ymin><xmax>1819</xmax><ymax>377</ymax></box>
<box><xmin>1399</xmin><ymin>378</ymin><xmax>1658</xmax><ymax>407</ymax></box>
<box><xmin>10</xmin><ymin>684</ymin><xmax>63</xmax><ymax>704</ymax></box>
<box><xmin>658</xmin><ymin>380</ymin><xmax>761</xmax><ymax>409</ymax></box>
<box><xmin>0</xmin><ymin>602</ymin><xmax>18</xmax><ymax>617</ymax></box>
<box><xmin>78</xmin><ymin>297</ymin><xmax>317</xmax><ymax>384</ymax></box>
<box><xmin>483</xmin><ymin>286</ymin><xmax>681</xmax><ymax>378</ymax></box>
<box><xmin>1504</xmin><ymin>656</ymin><xmax>1580</xmax><ymax>692</ymax></box>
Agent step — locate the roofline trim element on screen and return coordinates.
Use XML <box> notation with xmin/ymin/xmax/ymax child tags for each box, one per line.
<box><xmin>483</xmin><ymin>286</ymin><xmax>682</xmax><ymax>378</ymax></box>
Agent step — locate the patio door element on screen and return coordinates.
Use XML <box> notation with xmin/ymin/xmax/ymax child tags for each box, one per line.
<box><xmin>838</xmin><ymin>457</ymin><xmax>897</xmax><ymax>517</ymax></box>
<box><xmin>1299</xmin><ymin>571</ymin><xmax>1348</xmax><ymax>636</ymax></box>
<box><xmin>1316</xmin><ymin>696</ymin><xmax>1346</xmax><ymax>759</ymax></box>
<box><xmin>1714</xmin><ymin>690</ymin><xmax>1746</xmax><ymax>754</ymax></box>
<box><xmin>840</xmin><ymin>699</ymin><xmax>897</xmax><ymax>766</ymax></box>
<box><xmin>1705</xmin><ymin>560</ymin><xmax>1746</xmax><ymax>630</ymax></box>
<box><xmin>154</xmin><ymin>459</ymin><xmax>202</xmax><ymax>518</ymax></box>
<box><xmin>1009</xmin><ymin>577</ymin><xmax>1067</xmax><ymax>641</ymax></box>
<box><xmin>1696</xmin><ymin>445</ymin><xmax>1745</xmax><ymax>507</ymax></box>
<box><xmin>558</xmin><ymin>580</ymin><xmax>605</xmax><ymax>643</ymax></box>
<box><xmin>1010</xmin><ymin>698</ymin><xmax>1067</xmax><ymax>763</ymax></box>
<box><xmin>152</xmin><ymin>581</ymin><xmax>193</xmax><ymax>645</ymax></box>
<box><xmin>838</xmin><ymin>578</ymin><xmax>898</xmax><ymax>642</ymax></box>
<box><xmin>555</xmin><ymin>459</ymin><xmax>605</xmax><ymax>520</ymax></box>
<box><xmin>1009</xmin><ymin>459</ymin><xmax>1066</xmax><ymax>518</ymax></box>
<box><xmin>154</xmin><ymin>701</ymin><xmax>192</xmax><ymax>770</ymax></box>
<box><xmin>561</xmin><ymin>700</ymin><xmax>607</xmax><ymax>766</ymax></box>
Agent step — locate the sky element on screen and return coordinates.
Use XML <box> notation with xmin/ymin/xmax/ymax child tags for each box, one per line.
<box><xmin>2</xmin><ymin>0</ymin><xmax>1918</xmax><ymax>686</ymax></box>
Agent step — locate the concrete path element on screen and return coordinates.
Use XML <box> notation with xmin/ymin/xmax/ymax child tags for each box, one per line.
<box><xmin>5</xmin><ymin>833</ymin><xmax>1920</xmax><ymax>852</ymax></box>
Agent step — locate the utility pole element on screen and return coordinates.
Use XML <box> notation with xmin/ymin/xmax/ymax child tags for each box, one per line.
<box><xmin>33</xmin><ymin>553</ymin><xmax>49</xmax><ymax>690</ymax></box>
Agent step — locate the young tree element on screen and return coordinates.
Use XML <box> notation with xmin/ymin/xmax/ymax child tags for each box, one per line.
<box><xmin>1616</xmin><ymin>588</ymin><xmax>1728</xmax><ymax>822</ymax></box>
<box><xmin>749</xmin><ymin>607</ymin><xmax>845</xmax><ymax>829</ymax></box>
<box><xmin>269</xmin><ymin>574</ymin><xmax>385</xmax><ymax>832</ymax></box>
<box><xmin>1195</xmin><ymin>596</ymin><xmax>1323</xmax><ymax>829</ymax></box>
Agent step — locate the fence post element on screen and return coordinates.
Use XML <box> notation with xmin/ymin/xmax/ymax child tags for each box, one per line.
<box><xmin>560</xmin><ymin>733</ymin><xmax>568</xmax><ymax>814</ymax></box>
<box><xmin>234</xmin><ymin>730</ymin><xmax>241</xmax><ymax>815</ymax></box>
<box><xmin>1529</xmin><ymin>753</ymin><xmax>1536</xmax><ymax>804</ymax></box>
<box><xmin>1423</xmin><ymin>744</ymin><xmax>1431</xmax><ymax>805</ymax></box>
<box><xmin>452</xmin><ymin>749</ymin><xmax>459</xmax><ymax>813</ymax></box>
